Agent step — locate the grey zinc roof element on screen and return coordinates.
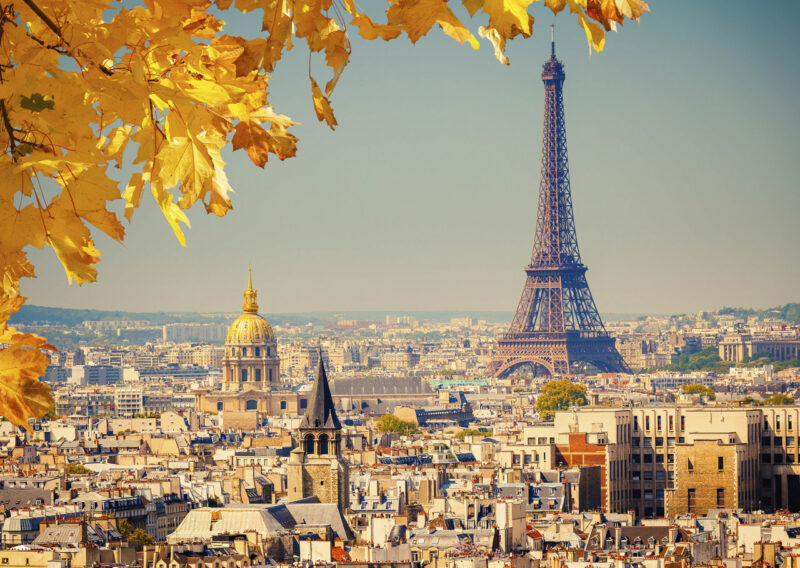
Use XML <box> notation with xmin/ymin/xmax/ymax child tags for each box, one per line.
<box><xmin>299</xmin><ymin>357</ymin><xmax>341</xmax><ymax>430</ymax></box>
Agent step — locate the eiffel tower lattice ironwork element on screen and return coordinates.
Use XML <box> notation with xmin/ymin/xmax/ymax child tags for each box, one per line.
<box><xmin>489</xmin><ymin>33</ymin><xmax>629</xmax><ymax>378</ymax></box>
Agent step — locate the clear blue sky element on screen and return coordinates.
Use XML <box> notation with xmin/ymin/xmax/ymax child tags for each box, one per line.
<box><xmin>23</xmin><ymin>1</ymin><xmax>800</xmax><ymax>315</ymax></box>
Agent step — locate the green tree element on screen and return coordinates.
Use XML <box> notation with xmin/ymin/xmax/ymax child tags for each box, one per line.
<box><xmin>680</xmin><ymin>384</ymin><xmax>715</xmax><ymax>400</ymax></box>
<box><xmin>63</xmin><ymin>463</ymin><xmax>91</xmax><ymax>475</ymax></box>
<box><xmin>376</xmin><ymin>414</ymin><xmax>419</xmax><ymax>435</ymax></box>
<box><xmin>763</xmin><ymin>393</ymin><xmax>794</xmax><ymax>406</ymax></box>
<box><xmin>453</xmin><ymin>429</ymin><xmax>490</xmax><ymax>440</ymax></box>
<box><xmin>130</xmin><ymin>528</ymin><xmax>154</xmax><ymax>549</ymax></box>
<box><xmin>118</xmin><ymin>519</ymin><xmax>132</xmax><ymax>540</ymax></box>
<box><xmin>535</xmin><ymin>380</ymin><xmax>587</xmax><ymax>422</ymax></box>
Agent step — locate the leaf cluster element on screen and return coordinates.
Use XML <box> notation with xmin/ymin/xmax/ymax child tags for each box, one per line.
<box><xmin>535</xmin><ymin>379</ymin><xmax>587</xmax><ymax>421</ymax></box>
<box><xmin>0</xmin><ymin>0</ymin><xmax>649</xmax><ymax>429</ymax></box>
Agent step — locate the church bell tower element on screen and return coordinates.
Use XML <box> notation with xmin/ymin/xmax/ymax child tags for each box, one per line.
<box><xmin>287</xmin><ymin>356</ymin><xmax>349</xmax><ymax>512</ymax></box>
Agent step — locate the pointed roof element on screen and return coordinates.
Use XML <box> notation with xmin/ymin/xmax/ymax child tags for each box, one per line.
<box><xmin>300</xmin><ymin>356</ymin><xmax>341</xmax><ymax>430</ymax></box>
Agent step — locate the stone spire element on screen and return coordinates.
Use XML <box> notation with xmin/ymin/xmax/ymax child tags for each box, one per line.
<box><xmin>300</xmin><ymin>354</ymin><xmax>341</xmax><ymax>430</ymax></box>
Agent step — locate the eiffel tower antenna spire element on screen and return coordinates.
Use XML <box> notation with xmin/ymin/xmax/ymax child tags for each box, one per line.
<box><xmin>489</xmin><ymin>43</ymin><xmax>629</xmax><ymax>378</ymax></box>
<box><xmin>551</xmin><ymin>24</ymin><xmax>555</xmax><ymax>57</ymax></box>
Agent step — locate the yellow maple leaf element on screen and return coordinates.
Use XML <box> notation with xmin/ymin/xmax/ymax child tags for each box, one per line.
<box><xmin>387</xmin><ymin>0</ymin><xmax>478</xmax><ymax>48</ymax></box>
<box><xmin>311</xmin><ymin>77</ymin><xmax>337</xmax><ymax>129</ymax></box>
<box><xmin>0</xmin><ymin>343</ymin><xmax>52</xmax><ymax>430</ymax></box>
<box><xmin>568</xmin><ymin>0</ymin><xmax>605</xmax><ymax>52</ymax></box>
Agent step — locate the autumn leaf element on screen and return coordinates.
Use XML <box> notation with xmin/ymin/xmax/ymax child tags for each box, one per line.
<box><xmin>0</xmin><ymin>344</ymin><xmax>52</xmax><ymax>430</ymax></box>
<box><xmin>311</xmin><ymin>77</ymin><xmax>337</xmax><ymax>129</ymax></box>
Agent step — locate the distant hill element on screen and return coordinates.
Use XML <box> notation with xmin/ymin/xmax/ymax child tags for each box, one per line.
<box><xmin>717</xmin><ymin>303</ymin><xmax>800</xmax><ymax>325</ymax></box>
<box><xmin>9</xmin><ymin>305</ymin><xmax>514</xmax><ymax>327</ymax></box>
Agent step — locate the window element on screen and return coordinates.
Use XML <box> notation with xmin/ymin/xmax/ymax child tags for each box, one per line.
<box><xmin>241</xmin><ymin>369</ymin><xmax>248</xmax><ymax>381</ymax></box>
<box><xmin>656</xmin><ymin>454</ymin><xmax>664</xmax><ymax>463</ymax></box>
<box><xmin>777</xmin><ymin>417</ymin><xmax>781</xmax><ymax>430</ymax></box>
<box><xmin>280</xmin><ymin>400</ymin><xmax>287</xmax><ymax>410</ymax></box>
<box><xmin>644</xmin><ymin>453</ymin><xmax>653</xmax><ymax>463</ymax></box>
<box><xmin>255</xmin><ymin>368</ymin><xmax>262</xmax><ymax>382</ymax></box>
<box><xmin>718</xmin><ymin>456</ymin><xmax>724</xmax><ymax>471</ymax></box>
<box><xmin>243</xmin><ymin>347</ymin><xmax>247</xmax><ymax>356</ymax></box>
<box><xmin>656</xmin><ymin>437</ymin><xmax>664</xmax><ymax>447</ymax></box>
<box><xmin>646</xmin><ymin>416</ymin><xmax>650</xmax><ymax>431</ymax></box>
<box><xmin>632</xmin><ymin>489</ymin><xmax>641</xmax><ymax>499</ymax></box>
<box><xmin>657</xmin><ymin>416</ymin><xmax>662</xmax><ymax>431</ymax></box>
<box><xmin>788</xmin><ymin>437</ymin><xmax>796</xmax><ymax>446</ymax></box>
<box><xmin>634</xmin><ymin>417</ymin><xmax>639</xmax><ymax>431</ymax></box>
<box><xmin>255</xmin><ymin>347</ymin><xmax>260</xmax><ymax>357</ymax></box>
<box><xmin>680</xmin><ymin>415</ymin><xmax>685</xmax><ymax>431</ymax></box>
<box><xmin>632</xmin><ymin>437</ymin><xmax>641</xmax><ymax>447</ymax></box>
<box><xmin>790</xmin><ymin>416</ymin><xmax>794</xmax><ymax>430</ymax></box>
<box><xmin>304</xmin><ymin>434</ymin><xmax>314</xmax><ymax>454</ymax></box>
<box><xmin>717</xmin><ymin>488</ymin><xmax>725</xmax><ymax>507</ymax></box>
<box><xmin>300</xmin><ymin>399</ymin><xmax>307</xmax><ymax>409</ymax></box>
<box><xmin>688</xmin><ymin>488</ymin><xmax>696</xmax><ymax>512</ymax></box>
<box><xmin>246</xmin><ymin>400</ymin><xmax>257</xmax><ymax>411</ymax></box>
<box><xmin>669</xmin><ymin>416</ymin><xmax>674</xmax><ymax>432</ymax></box>
<box><xmin>774</xmin><ymin>454</ymin><xmax>784</xmax><ymax>464</ymax></box>
<box><xmin>643</xmin><ymin>471</ymin><xmax>653</xmax><ymax>481</ymax></box>
<box><xmin>631</xmin><ymin>454</ymin><xmax>641</xmax><ymax>464</ymax></box>
<box><xmin>688</xmin><ymin>458</ymin><xmax>694</xmax><ymax>471</ymax></box>
<box><xmin>775</xmin><ymin>437</ymin><xmax>783</xmax><ymax>446</ymax></box>
<box><xmin>761</xmin><ymin>453</ymin><xmax>771</xmax><ymax>464</ymax></box>
<box><xmin>217</xmin><ymin>401</ymin><xmax>223</xmax><ymax>411</ymax></box>
<box><xmin>762</xmin><ymin>436</ymin><xmax>772</xmax><ymax>446</ymax></box>
<box><xmin>656</xmin><ymin>471</ymin><xmax>666</xmax><ymax>481</ymax></box>
<box><xmin>644</xmin><ymin>438</ymin><xmax>652</xmax><ymax>447</ymax></box>
<box><xmin>269</xmin><ymin>368</ymin><xmax>273</xmax><ymax>382</ymax></box>
<box><xmin>656</xmin><ymin>489</ymin><xmax>665</xmax><ymax>499</ymax></box>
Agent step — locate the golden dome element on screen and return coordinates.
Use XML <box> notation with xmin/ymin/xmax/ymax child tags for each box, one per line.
<box><xmin>226</xmin><ymin>269</ymin><xmax>275</xmax><ymax>344</ymax></box>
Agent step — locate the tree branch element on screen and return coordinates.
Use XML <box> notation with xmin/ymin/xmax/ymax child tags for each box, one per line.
<box><xmin>1</xmin><ymin>99</ymin><xmax>18</xmax><ymax>161</ymax></box>
<box><xmin>22</xmin><ymin>0</ymin><xmax>113</xmax><ymax>76</ymax></box>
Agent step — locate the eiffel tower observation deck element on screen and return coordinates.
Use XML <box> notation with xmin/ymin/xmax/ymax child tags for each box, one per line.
<box><xmin>489</xmin><ymin>30</ymin><xmax>630</xmax><ymax>378</ymax></box>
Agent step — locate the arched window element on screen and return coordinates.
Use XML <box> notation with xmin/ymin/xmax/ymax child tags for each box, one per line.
<box><xmin>217</xmin><ymin>402</ymin><xmax>223</xmax><ymax>411</ymax></box>
<box><xmin>255</xmin><ymin>369</ymin><xmax>262</xmax><ymax>382</ymax></box>
<box><xmin>246</xmin><ymin>400</ymin><xmax>258</xmax><ymax>411</ymax></box>
<box><xmin>255</xmin><ymin>347</ymin><xmax>260</xmax><ymax>357</ymax></box>
<box><xmin>280</xmin><ymin>400</ymin><xmax>287</xmax><ymax>410</ymax></box>
<box><xmin>241</xmin><ymin>369</ymin><xmax>248</xmax><ymax>381</ymax></box>
<box><xmin>304</xmin><ymin>434</ymin><xmax>315</xmax><ymax>455</ymax></box>
<box><xmin>319</xmin><ymin>434</ymin><xmax>329</xmax><ymax>455</ymax></box>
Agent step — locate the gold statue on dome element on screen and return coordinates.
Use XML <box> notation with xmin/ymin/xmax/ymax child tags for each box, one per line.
<box><xmin>243</xmin><ymin>267</ymin><xmax>259</xmax><ymax>314</ymax></box>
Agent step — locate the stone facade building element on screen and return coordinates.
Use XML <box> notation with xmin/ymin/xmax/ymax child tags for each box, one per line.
<box><xmin>197</xmin><ymin>270</ymin><xmax>303</xmax><ymax>417</ymax></box>
<box><xmin>287</xmin><ymin>358</ymin><xmax>350</xmax><ymax>512</ymax></box>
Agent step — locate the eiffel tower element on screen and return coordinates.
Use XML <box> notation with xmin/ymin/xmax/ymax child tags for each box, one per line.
<box><xmin>489</xmin><ymin>32</ymin><xmax>629</xmax><ymax>378</ymax></box>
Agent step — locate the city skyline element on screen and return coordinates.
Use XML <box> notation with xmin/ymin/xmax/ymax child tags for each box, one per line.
<box><xmin>22</xmin><ymin>1</ymin><xmax>800</xmax><ymax>315</ymax></box>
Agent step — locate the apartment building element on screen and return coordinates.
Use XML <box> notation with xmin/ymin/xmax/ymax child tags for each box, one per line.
<box><xmin>529</xmin><ymin>405</ymin><xmax>796</xmax><ymax>517</ymax></box>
